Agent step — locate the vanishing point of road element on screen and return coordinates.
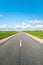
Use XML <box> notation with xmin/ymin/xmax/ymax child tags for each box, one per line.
<box><xmin>0</xmin><ymin>32</ymin><xmax>43</xmax><ymax>65</ymax></box>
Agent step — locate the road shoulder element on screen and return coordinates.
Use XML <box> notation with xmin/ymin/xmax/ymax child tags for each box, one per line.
<box><xmin>0</xmin><ymin>34</ymin><xmax>16</xmax><ymax>45</ymax></box>
<box><xmin>24</xmin><ymin>33</ymin><xmax>43</xmax><ymax>44</ymax></box>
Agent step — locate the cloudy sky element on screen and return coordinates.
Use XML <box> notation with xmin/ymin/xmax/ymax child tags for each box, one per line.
<box><xmin>0</xmin><ymin>0</ymin><xmax>43</xmax><ymax>31</ymax></box>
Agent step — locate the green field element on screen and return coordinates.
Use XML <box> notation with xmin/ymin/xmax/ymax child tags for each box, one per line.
<box><xmin>0</xmin><ymin>31</ymin><xmax>18</xmax><ymax>40</ymax></box>
<box><xmin>24</xmin><ymin>31</ymin><xmax>43</xmax><ymax>39</ymax></box>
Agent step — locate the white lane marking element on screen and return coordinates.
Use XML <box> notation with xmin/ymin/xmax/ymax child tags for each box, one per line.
<box><xmin>20</xmin><ymin>40</ymin><xmax>22</xmax><ymax>47</ymax></box>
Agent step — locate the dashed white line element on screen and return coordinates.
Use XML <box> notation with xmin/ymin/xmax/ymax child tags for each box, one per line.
<box><xmin>20</xmin><ymin>40</ymin><xmax>22</xmax><ymax>47</ymax></box>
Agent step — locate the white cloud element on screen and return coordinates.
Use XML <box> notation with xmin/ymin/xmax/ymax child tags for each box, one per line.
<box><xmin>35</xmin><ymin>25</ymin><xmax>43</xmax><ymax>29</ymax></box>
<box><xmin>25</xmin><ymin>19</ymin><xmax>43</xmax><ymax>25</ymax></box>
<box><xmin>22</xmin><ymin>22</ymin><xmax>26</xmax><ymax>26</ymax></box>
<box><xmin>0</xmin><ymin>24</ymin><xmax>8</xmax><ymax>29</ymax></box>
<box><xmin>0</xmin><ymin>20</ymin><xmax>43</xmax><ymax>31</ymax></box>
<box><xmin>33</xmin><ymin>20</ymin><xmax>43</xmax><ymax>24</ymax></box>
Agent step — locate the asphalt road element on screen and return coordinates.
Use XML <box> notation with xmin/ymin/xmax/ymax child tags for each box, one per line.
<box><xmin>0</xmin><ymin>32</ymin><xmax>43</xmax><ymax>65</ymax></box>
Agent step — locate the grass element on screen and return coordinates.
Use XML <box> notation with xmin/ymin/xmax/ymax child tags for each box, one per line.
<box><xmin>0</xmin><ymin>31</ymin><xmax>18</xmax><ymax>40</ymax></box>
<box><xmin>24</xmin><ymin>31</ymin><xmax>43</xmax><ymax>39</ymax></box>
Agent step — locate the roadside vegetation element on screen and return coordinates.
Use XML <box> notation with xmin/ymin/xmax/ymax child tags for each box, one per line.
<box><xmin>24</xmin><ymin>31</ymin><xmax>43</xmax><ymax>39</ymax></box>
<box><xmin>0</xmin><ymin>31</ymin><xmax>18</xmax><ymax>40</ymax></box>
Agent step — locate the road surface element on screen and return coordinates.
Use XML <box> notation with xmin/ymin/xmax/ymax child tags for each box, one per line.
<box><xmin>0</xmin><ymin>32</ymin><xmax>43</xmax><ymax>65</ymax></box>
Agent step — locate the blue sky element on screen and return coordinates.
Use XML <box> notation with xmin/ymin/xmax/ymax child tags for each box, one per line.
<box><xmin>0</xmin><ymin>0</ymin><xmax>43</xmax><ymax>31</ymax></box>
